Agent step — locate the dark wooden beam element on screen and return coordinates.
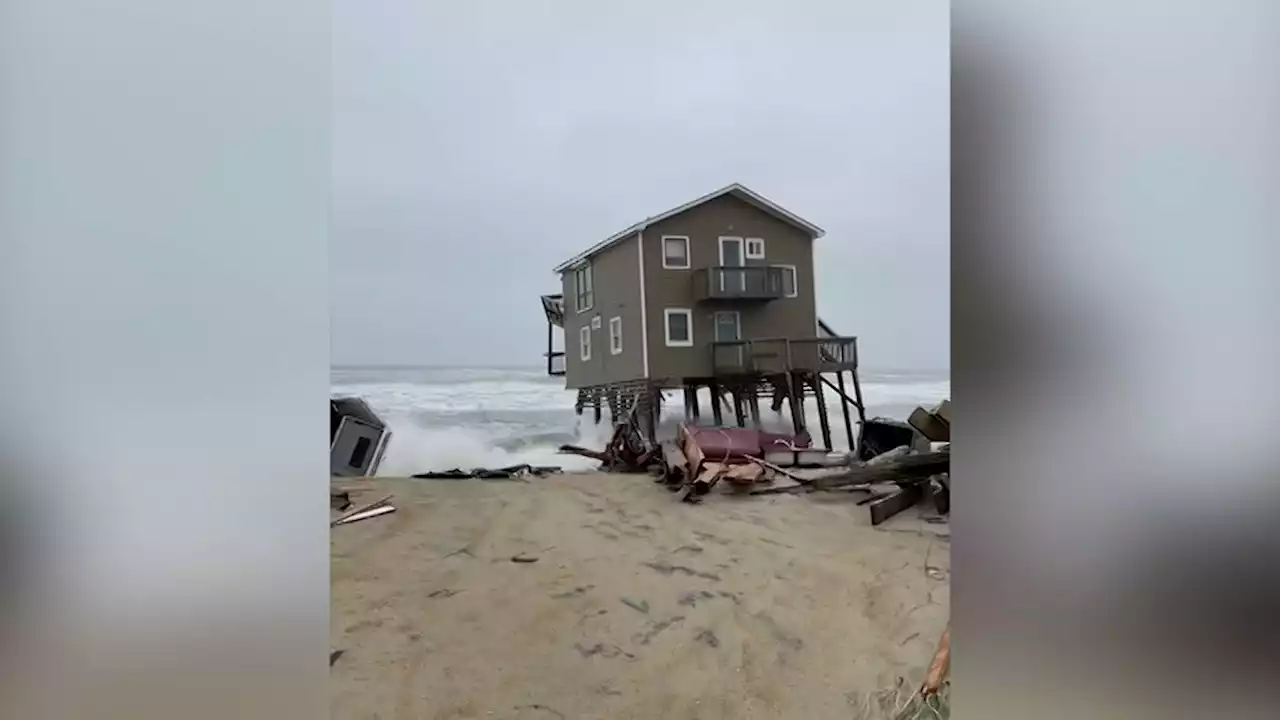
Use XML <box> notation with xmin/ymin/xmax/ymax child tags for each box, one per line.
<box><xmin>834</xmin><ymin>370</ymin><xmax>856</xmax><ymax>450</ymax></box>
<box><xmin>811</xmin><ymin>373</ymin><xmax>833</xmax><ymax>449</ymax></box>
<box><xmin>709</xmin><ymin>382</ymin><xmax>724</xmax><ymax>425</ymax></box>
<box><xmin>869</xmin><ymin>483</ymin><xmax>925</xmax><ymax>526</ymax></box>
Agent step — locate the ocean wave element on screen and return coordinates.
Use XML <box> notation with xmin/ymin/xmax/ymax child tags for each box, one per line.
<box><xmin>333</xmin><ymin>368</ymin><xmax>949</xmax><ymax>475</ymax></box>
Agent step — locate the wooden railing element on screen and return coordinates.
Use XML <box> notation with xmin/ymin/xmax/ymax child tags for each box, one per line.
<box><xmin>710</xmin><ymin>336</ymin><xmax>858</xmax><ymax>374</ymax></box>
<box><xmin>694</xmin><ymin>266</ymin><xmax>786</xmax><ymax>302</ymax></box>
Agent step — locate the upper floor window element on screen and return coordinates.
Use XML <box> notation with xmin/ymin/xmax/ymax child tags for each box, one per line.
<box><xmin>745</xmin><ymin>237</ymin><xmax>766</xmax><ymax>259</ymax></box>
<box><xmin>662</xmin><ymin>236</ymin><xmax>690</xmax><ymax>269</ymax></box>
<box><xmin>574</xmin><ymin>264</ymin><xmax>594</xmax><ymax>312</ymax></box>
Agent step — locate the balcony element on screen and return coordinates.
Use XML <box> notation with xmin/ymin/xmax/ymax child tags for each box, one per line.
<box><xmin>710</xmin><ymin>336</ymin><xmax>860</xmax><ymax>374</ymax></box>
<box><xmin>694</xmin><ymin>266</ymin><xmax>786</xmax><ymax>302</ymax></box>
<box><xmin>546</xmin><ymin>351</ymin><xmax>566</xmax><ymax>376</ymax></box>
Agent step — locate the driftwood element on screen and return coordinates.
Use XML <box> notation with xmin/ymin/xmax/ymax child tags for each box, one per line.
<box><xmin>331</xmin><ymin>494</ymin><xmax>393</xmax><ymax>527</ymax></box>
<box><xmin>813</xmin><ymin>450</ymin><xmax>950</xmax><ymax>490</ymax></box>
<box><xmin>921</xmin><ymin>625</ymin><xmax>951</xmax><ymax>695</ymax></box>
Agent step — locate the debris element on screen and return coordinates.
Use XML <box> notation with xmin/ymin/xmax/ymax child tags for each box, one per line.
<box><xmin>331</xmin><ymin>396</ymin><xmax>392</xmax><ymax>477</ymax></box>
<box><xmin>620</xmin><ymin>597</ymin><xmax>650</xmax><ymax>614</ymax></box>
<box><xmin>921</xmin><ymin>625</ymin><xmax>951</xmax><ymax>696</ymax></box>
<box><xmin>908</xmin><ymin>402</ymin><xmax>951</xmax><ymax>442</ymax></box>
<box><xmin>856</xmin><ymin>417</ymin><xmax>916</xmax><ymax>462</ymax></box>
<box><xmin>744</xmin><ymin>455</ymin><xmax>808</xmax><ymax>484</ymax></box>
<box><xmin>558</xmin><ymin>402</ymin><xmax>655</xmax><ymax>472</ymax></box>
<box><xmin>813</xmin><ymin>449</ymin><xmax>950</xmax><ymax>491</ymax></box>
<box><xmin>334</xmin><ymin>504</ymin><xmax>396</xmax><ymax>525</ymax></box>
<box><xmin>511</xmin><ymin>554</ymin><xmax>540</xmax><ymax>563</ymax></box>
<box><xmin>330</xmin><ymin>490</ymin><xmax>351</xmax><ymax>512</ymax></box>
<box><xmin>331</xmin><ymin>494</ymin><xmax>394</xmax><ymax>527</ymax></box>
<box><xmin>411</xmin><ymin>464</ymin><xmax>561</xmax><ymax>480</ymax></box>
<box><xmin>868</xmin><ymin>484</ymin><xmax>926</xmax><ymax>526</ymax></box>
<box><xmin>762</xmin><ymin>448</ymin><xmax>850</xmax><ymax>468</ymax></box>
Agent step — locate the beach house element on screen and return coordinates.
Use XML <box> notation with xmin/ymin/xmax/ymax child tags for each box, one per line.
<box><xmin>538</xmin><ymin>183</ymin><xmax>866</xmax><ymax>449</ymax></box>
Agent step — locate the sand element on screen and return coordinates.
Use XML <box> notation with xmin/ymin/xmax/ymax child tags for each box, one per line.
<box><xmin>331</xmin><ymin>472</ymin><xmax>949</xmax><ymax>720</ymax></box>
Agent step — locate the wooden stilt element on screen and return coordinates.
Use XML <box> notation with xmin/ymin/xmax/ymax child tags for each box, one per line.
<box><xmin>812</xmin><ymin>373</ymin><xmax>832</xmax><ymax>449</ymax></box>
<box><xmin>593</xmin><ymin>391</ymin><xmax>602</xmax><ymax>425</ymax></box>
<box><xmin>710</xmin><ymin>381</ymin><xmax>724</xmax><ymax>426</ymax></box>
<box><xmin>835</xmin><ymin>370</ymin><xmax>856</xmax><ymax>450</ymax></box>
<box><xmin>747</xmin><ymin>386</ymin><xmax>762</xmax><ymax>428</ymax></box>
<box><xmin>770</xmin><ymin>376</ymin><xmax>787</xmax><ymax>413</ymax></box>
<box><xmin>690</xmin><ymin>384</ymin><xmax>701</xmax><ymax>423</ymax></box>
<box><xmin>786</xmin><ymin>373</ymin><xmax>804</xmax><ymax>436</ymax></box>
<box><xmin>731</xmin><ymin>389</ymin><xmax>746</xmax><ymax>428</ymax></box>
<box><xmin>683</xmin><ymin>386</ymin><xmax>696</xmax><ymax>423</ymax></box>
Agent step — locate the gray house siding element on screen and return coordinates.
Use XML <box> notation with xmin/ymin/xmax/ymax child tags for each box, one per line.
<box><xmin>640</xmin><ymin>194</ymin><xmax>818</xmax><ymax>383</ymax></box>
<box><xmin>560</xmin><ymin>232</ymin><xmax>646</xmax><ymax>389</ymax></box>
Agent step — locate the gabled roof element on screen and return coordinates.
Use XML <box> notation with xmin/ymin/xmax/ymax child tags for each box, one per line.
<box><xmin>552</xmin><ymin>183</ymin><xmax>825</xmax><ymax>273</ymax></box>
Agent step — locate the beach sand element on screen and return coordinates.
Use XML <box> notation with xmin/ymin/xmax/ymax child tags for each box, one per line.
<box><xmin>331</xmin><ymin>472</ymin><xmax>949</xmax><ymax>719</ymax></box>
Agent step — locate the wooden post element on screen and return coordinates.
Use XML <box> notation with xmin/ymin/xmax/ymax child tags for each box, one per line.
<box><xmin>747</xmin><ymin>386</ymin><xmax>762</xmax><ymax>428</ymax></box>
<box><xmin>689</xmin><ymin>384</ymin><xmax>701</xmax><ymax>423</ymax></box>
<box><xmin>788</xmin><ymin>372</ymin><xmax>807</xmax><ymax>435</ymax></box>
<box><xmin>835</xmin><ymin>370</ymin><xmax>856</xmax><ymax>450</ymax></box>
<box><xmin>645</xmin><ymin>387</ymin><xmax>660</xmax><ymax>443</ymax></box>
<box><xmin>546</xmin><ymin>322</ymin><xmax>553</xmax><ymax>375</ymax></box>
<box><xmin>731</xmin><ymin>389</ymin><xmax>746</xmax><ymax>428</ymax></box>
<box><xmin>593</xmin><ymin>391</ymin><xmax>602</xmax><ymax>425</ymax></box>
<box><xmin>770</xmin><ymin>375</ymin><xmax>786</xmax><ymax>413</ymax></box>
<box><xmin>812</xmin><ymin>373</ymin><xmax>832</xmax><ymax>449</ymax></box>
<box><xmin>710</xmin><ymin>381</ymin><xmax>724</xmax><ymax>425</ymax></box>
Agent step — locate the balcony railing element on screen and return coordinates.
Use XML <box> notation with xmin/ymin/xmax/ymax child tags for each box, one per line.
<box><xmin>694</xmin><ymin>266</ymin><xmax>786</xmax><ymax>302</ymax></box>
<box><xmin>546</xmin><ymin>351</ymin><xmax>566</xmax><ymax>376</ymax></box>
<box><xmin>710</xmin><ymin>336</ymin><xmax>859</xmax><ymax>374</ymax></box>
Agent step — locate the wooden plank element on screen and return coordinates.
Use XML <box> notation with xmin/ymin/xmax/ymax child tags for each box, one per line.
<box><xmin>868</xmin><ymin>484</ymin><xmax>924</xmax><ymax>526</ymax></box>
<box><xmin>744</xmin><ymin>454</ymin><xmax>807</xmax><ymax>484</ymax></box>
<box><xmin>908</xmin><ymin>406</ymin><xmax>950</xmax><ymax>442</ymax></box>
<box><xmin>331</xmin><ymin>494</ymin><xmax>394</xmax><ymax>527</ymax></box>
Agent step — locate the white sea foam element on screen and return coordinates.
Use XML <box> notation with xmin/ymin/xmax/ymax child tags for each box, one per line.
<box><xmin>332</xmin><ymin>367</ymin><xmax>950</xmax><ymax>474</ymax></box>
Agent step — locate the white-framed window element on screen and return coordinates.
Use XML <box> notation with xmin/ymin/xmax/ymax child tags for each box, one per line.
<box><xmin>579</xmin><ymin>325</ymin><xmax>591</xmax><ymax>361</ymax></box>
<box><xmin>745</xmin><ymin>237</ymin><xmax>766</xmax><ymax>259</ymax></box>
<box><xmin>664</xmin><ymin>308</ymin><xmax>694</xmax><ymax>347</ymax></box>
<box><xmin>574</xmin><ymin>264</ymin><xmax>594</xmax><ymax>312</ymax></box>
<box><xmin>775</xmin><ymin>264</ymin><xmax>798</xmax><ymax>298</ymax></box>
<box><xmin>661</xmin><ymin>235</ymin><xmax>690</xmax><ymax>269</ymax></box>
<box><xmin>608</xmin><ymin>316</ymin><xmax>623</xmax><ymax>355</ymax></box>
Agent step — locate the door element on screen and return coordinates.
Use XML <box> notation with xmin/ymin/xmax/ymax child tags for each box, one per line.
<box><xmin>718</xmin><ymin>236</ymin><xmax>745</xmax><ymax>294</ymax></box>
<box><xmin>713</xmin><ymin>311</ymin><xmax>743</xmax><ymax>369</ymax></box>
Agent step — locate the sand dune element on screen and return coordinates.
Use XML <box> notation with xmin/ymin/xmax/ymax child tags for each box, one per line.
<box><xmin>331</xmin><ymin>472</ymin><xmax>949</xmax><ymax>719</ymax></box>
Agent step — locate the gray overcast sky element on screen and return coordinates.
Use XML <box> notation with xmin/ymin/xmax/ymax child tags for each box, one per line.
<box><xmin>332</xmin><ymin>1</ymin><xmax>949</xmax><ymax>370</ymax></box>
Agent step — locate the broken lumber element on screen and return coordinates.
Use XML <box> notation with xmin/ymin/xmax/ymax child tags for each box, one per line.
<box><xmin>868</xmin><ymin>484</ymin><xmax>925</xmax><ymax>525</ymax></box>
<box><xmin>331</xmin><ymin>494</ymin><xmax>393</xmax><ymax>527</ymax></box>
<box><xmin>744</xmin><ymin>455</ymin><xmax>807</xmax><ymax>484</ymax></box>
<box><xmin>921</xmin><ymin>625</ymin><xmax>951</xmax><ymax>696</ymax></box>
<box><xmin>333</xmin><ymin>504</ymin><xmax>396</xmax><ymax>525</ymax></box>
